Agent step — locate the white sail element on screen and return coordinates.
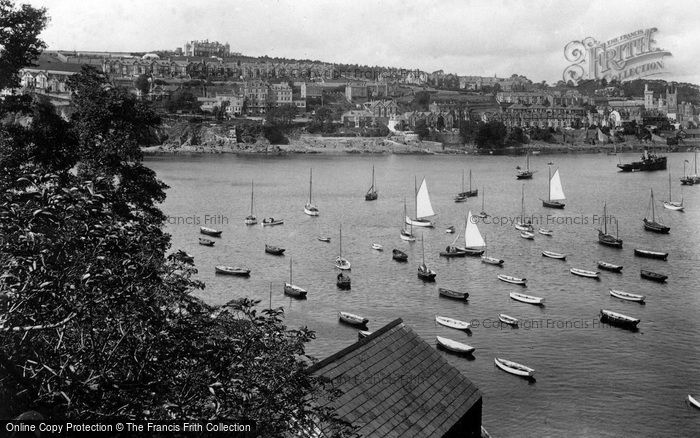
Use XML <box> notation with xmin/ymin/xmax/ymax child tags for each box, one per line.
<box><xmin>464</xmin><ymin>211</ymin><xmax>486</xmax><ymax>248</ymax></box>
<box><xmin>549</xmin><ymin>169</ymin><xmax>566</xmax><ymax>201</ymax></box>
<box><xmin>416</xmin><ymin>178</ymin><xmax>435</xmax><ymax>219</ymax></box>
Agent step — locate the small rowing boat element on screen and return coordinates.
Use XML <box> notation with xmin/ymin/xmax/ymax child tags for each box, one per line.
<box><xmin>498</xmin><ymin>314</ymin><xmax>519</xmax><ymax>326</ymax></box>
<box><xmin>481</xmin><ymin>255</ymin><xmax>504</xmax><ymax>266</ymax></box>
<box><xmin>509</xmin><ymin>292</ymin><xmax>544</xmax><ymax>305</ymax></box>
<box><xmin>542</xmin><ymin>250</ymin><xmax>566</xmax><ymax>260</ymax></box>
<box><xmin>199</xmin><ymin>237</ymin><xmax>215</xmax><ymax>246</ymax></box>
<box><xmin>498</xmin><ymin>274</ymin><xmax>527</xmax><ymax>285</ymax></box>
<box><xmin>371</xmin><ymin>243</ymin><xmax>383</xmax><ymax>251</ymax></box>
<box><xmin>392</xmin><ymin>249</ymin><xmax>408</xmax><ymax>262</ymax></box>
<box><xmin>494</xmin><ymin>357</ymin><xmax>535</xmax><ymax>378</ymax></box>
<box><xmin>338</xmin><ymin>311</ymin><xmax>368</xmax><ymax>327</ymax></box>
<box><xmin>570</xmin><ymin>268</ymin><xmax>599</xmax><ymax>279</ymax></box>
<box><xmin>640</xmin><ymin>269</ymin><xmax>667</xmax><ymax>283</ymax></box>
<box><xmin>317</xmin><ymin>236</ymin><xmax>331</xmax><ymax>242</ymax></box>
<box><xmin>538</xmin><ymin>227</ymin><xmax>553</xmax><ymax>236</ymax></box>
<box><xmin>597</xmin><ymin>261</ymin><xmax>622</xmax><ymax>272</ymax></box>
<box><xmin>200</xmin><ymin>226</ymin><xmax>222</xmax><ymax>237</ymax></box>
<box><xmin>215</xmin><ymin>265</ymin><xmax>250</xmax><ymax>276</ymax></box>
<box><xmin>435</xmin><ymin>315</ymin><xmax>471</xmax><ymax>330</ymax></box>
<box><xmin>634</xmin><ymin>248</ymin><xmax>668</xmax><ymax>260</ymax></box>
<box><xmin>688</xmin><ymin>394</ymin><xmax>700</xmax><ymax>410</ymax></box>
<box><xmin>438</xmin><ymin>287</ymin><xmax>469</xmax><ymax>301</ymax></box>
<box><xmin>264</xmin><ymin>244</ymin><xmax>285</xmax><ymax>255</ymax></box>
<box><xmin>600</xmin><ymin>309</ymin><xmax>639</xmax><ymax>328</ymax></box>
<box><xmin>436</xmin><ymin>336</ymin><xmax>475</xmax><ymax>354</ymax></box>
<box><xmin>284</xmin><ymin>283</ymin><xmax>307</xmax><ymax>298</ymax></box>
<box><xmin>262</xmin><ymin>217</ymin><xmax>284</xmax><ymax>226</ymax></box>
<box><xmin>520</xmin><ymin>231</ymin><xmax>535</xmax><ymax>240</ymax></box>
<box><xmin>609</xmin><ymin>289</ymin><xmax>645</xmax><ymax>303</ymax></box>
<box><xmin>358</xmin><ymin>330</ymin><xmax>372</xmax><ymax>340</ymax></box>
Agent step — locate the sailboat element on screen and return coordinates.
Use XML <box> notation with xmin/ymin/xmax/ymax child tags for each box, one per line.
<box><xmin>406</xmin><ymin>177</ymin><xmax>435</xmax><ymax>227</ymax></box>
<box><xmin>643</xmin><ymin>189</ymin><xmax>670</xmax><ymax>233</ymax></box>
<box><xmin>303</xmin><ymin>168</ymin><xmax>319</xmax><ymax>216</ymax></box>
<box><xmin>516</xmin><ymin>151</ymin><xmax>535</xmax><ymax>179</ymax></box>
<box><xmin>514</xmin><ymin>184</ymin><xmax>533</xmax><ymax>231</ymax></box>
<box><xmin>663</xmin><ymin>170</ymin><xmax>684</xmax><ymax>211</ymax></box>
<box><xmin>598</xmin><ymin>202</ymin><xmax>622</xmax><ymax>248</ymax></box>
<box><xmin>439</xmin><ymin>220</ymin><xmax>468</xmax><ymax>257</ymax></box>
<box><xmin>690</xmin><ymin>149</ymin><xmax>700</xmax><ymax>184</ymax></box>
<box><xmin>461</xmin><ymin>211</ymin><xmax>485</xmax><ymax>256</ymax></box>
<box><xmin>365</xmin><ymin>165</ymin><xmax>378</xmax><ymax>201</ymax></box>
<box><xmin>335</xmin><ymin>224</ymin><xmax>351</xmax><ymax>270</ymax></box>
<box><xmin>454</xmin><ymin>170</ymin><xmax>478</xmax><ymax>202</ymax></box>
<box><xmin>244</xmin><ymin>180</ymin><xmax>257</xmax><ymax>225</ymax></box>
<box><xmin>481</xmin><ymin>235</ymin><xmax>504</xmax><ymax>265</ymax></box>
<box><xmin>681</xmin><ymin>159</ymin><xmax>695</xmax><ymax>185</ymax></box>
<box><xmin>475</xmin><ymin>186</ymin><xmax>489</xmax><ymax>218</ymax></box>
<box><xmin>417</xmin><ymin>233</ymin><xmax>436</xmax><ymax>281</ymax></box>
<box><xmin>400</xmin><ymin>198</ymin><xmax>416</xmax><ymax>241</ymax></box>
<box><xmin>542</xmin><ymin>166</ymin><xmax>565</xmax><ymax>209</ymax></box>
<box><xmin>284</xmin><ymin>258</ymin><xmax>307</xmax><ymax>298</ymax></box>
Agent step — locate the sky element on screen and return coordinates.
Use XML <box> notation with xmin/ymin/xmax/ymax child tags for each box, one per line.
<box><xmin>23</xmin><ymin>0</ymin><xmax>700</xmax><ymax>85</ymax></box>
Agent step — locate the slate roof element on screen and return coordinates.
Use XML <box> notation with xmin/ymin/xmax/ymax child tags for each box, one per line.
<box><xmin>307</xmin><ymin>318</ymin><xmax>481</xmax><ymax>438</ymax></box>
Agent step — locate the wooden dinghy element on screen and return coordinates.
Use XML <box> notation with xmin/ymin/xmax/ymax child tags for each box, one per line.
<box><xmin>338</xmin><ymin>311</ymin><xmax>368</xmax><ymax>327</ymax></box>
<box><xmin>371</xmin><ymin>243</ymin><xmax>383</xmax><ymax>251</ymax></box>
<box><xmin>542</xmin><ymin>250</ymin><xmax>566</xmax><ymax>260</ymax></box>
<box><xmin>597</xmin><ymin>261</ymin><xmax>622</xmax><ymax>272</ymax></box>
<box><xmin>494</xmin><ymin>357</ymin><xmax>535</xmax><ymax>378</ymax></box>
<box><xmin>538</xmin><ymin>227</ymin><xmax>553</xmax><ymax>236</ymax></box>
<box><xmin>600</xmin><ymin>309</ymin><xmax>640</xmax><ymax>328</ymax></box>
<box><xmin>199</xmin><ymin>237</ymin><xmax>215</xmax><ymax>246</ymax></box>
<box><xmin>200</xmin><ymin>226</ymin><xmax>222</xmax><ymax>237</ymax></box>
<box><xmin>265</xmin><ymin>244</ymin><xmax>285</xmax><ymax>255</ymax></box>
<box><xmin>358</xmin><ymin>330</ymin><xmax>372</xmax><ymax>340</ymax></box>
<box><xmin>520</xmin><ymin>230</ymin><xmax>535</xmax><ymax>239</ymax></box>
<box><xmin>498</xmin><ymin>274</ymin><xmax>527</xmax><ymax>285</ymax></box>
<box><xmin>392</xmin><ymin>249</ymin><xmax>408</xmax><ymax>262</ymax></box>
<box><xmin>481</xmin><ymin>255</ymin><xmax>504</xmax><ymax>266</ymax></box>
<box><xmin>438</xmin><ymin>287</ymin><xmax>469</xmax><ymax>301</ymax></box>
<box><xmin>640</xmin><ymin>269</ymin><xmax>667</xmax><ymax>283</ymax></box>
<box><xmin>436</xmin><ymin>336</ymin><xmax>475</xmax><ymax>354</ymax></box>
<box><xmin>688</xmin><ymin>394</ymin><xmax>700</xmax><ymax>410</ymax></box>
<box><xmin>435</xmin><ymin>315</ymin><xmax>471</xmax><ymax>330</ymax></box>
<box><xmin>317</xmin><ymin>236</ymin><xmax>331</xmax><ymax>242</ymax></box>
<box><xmin>498</xmin><ymin>314</ymin><xmax>519</xmax><ymax>326</ymax></box>
<box><xmin>509</xmin><ymin>292</ymin><xmax>544</xmax><ymax>305</ymax></box>
<box><xmin>570</xmin><ymin>268</ymin><xmax>600</xmax><ymax>279</ymax></box>
<box><xmin>215</xmin><ymin>265</ymin><xmax>250</xmax><ymax>276</ymax></box>
<box><xmin>609</xmin><ymin>289</ymin><xmax>645</xmax><ymax>303</ymax></box>
<box><xmin>634</xmin><ymin>248</ymin><xmax>668</xmax><ymax>260</ymax></box>
<box><xmin>262</xmin><ymin>217</ymin><xmax>284</xmax><ymax>226</ymax></box>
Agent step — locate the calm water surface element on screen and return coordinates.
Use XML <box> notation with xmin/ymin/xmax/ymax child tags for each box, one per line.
<box><xmin>146</xmin><ymin>152</ymin><xmax>700</xmax><ymax>437</ymax></box>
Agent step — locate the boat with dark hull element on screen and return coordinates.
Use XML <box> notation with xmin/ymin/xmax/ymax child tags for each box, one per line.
<box><xmin>634</xmin><ymin>249</ymin><xmax>668</xmax><ymax>260</ymax></box>
<box><xmin>600</xmin><ymin>309</ymin><xmax>640</xmax><ymax>328</ymax></box>
<box><xmin>338</xmin><ymin>311</ymin><xmax>367</xmax><ymax>327</ymax></box>
<box><xmin>597</xmin><ymin>261</ymin><xmax>623</xmax><ymax>272</ymax></box>
<box><xmin>598</xmin><ymin>202</ymin><xmax>622</xmax><ymax>248</ymax></box>
<box><xmin>264</xmin><ymin>244</ymin><xmax>285</xmax><ymax>256</ymax></box>
<box><xmin>438</xmin><ymin>287</ymin><xmax>469</xmax><ymax>301</ymax></box>
<box><xmin>541</xmin><ymin>165</ymin><xmax>566</xmax><ymax>209</ymax></box>
<box><xmin>643</xmin><ymin>189</ymin><xmax>670</xmax><ymax>234</ymax></box>
<box><xmin>336</xmin><ymin>272</ymin><xmax>351</xmax><ymax>290</ymax></box>
<box><xmin>199</xmin><ymin>238</ymin><xmax>215</xmax><ymax>246</ymax></box>
<box><xmin>365</xmin><ymin>165</ymin><xmax>378</xmax><ymax>201</ymax></box>
<box><xmin>516</xmin><ymin>151</ymin><xmax>535</xmax><ymax>179</ymax></box>
<box><xmin>418</xmin><ymin>235</ymin><xmax>437</xmax><ymax>281</ymax></box>
<box><xmin>200</xmin><ymin>226</ymin><xmax>222</xmax><ymax>237</ymax></box>
<box><xmin>640</xmin><ymin>269</ymin><xmax>667</xmax><ymax>283</ymax></box>
<box><xmin>454</xmin><ymin>169</ymin><xmax>478</xmax><ymax>201</ymax></box>
<box><xmin>617</xmin><ymin>150</ymin><xmax>667</xmax><ymax>172</ymax></box>
<box><xmin>392</xmin><ymin>249</ymin><xmax>408</xmax><ymax>262</ymax></box>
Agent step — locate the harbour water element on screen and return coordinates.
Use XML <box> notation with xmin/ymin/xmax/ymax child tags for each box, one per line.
<box><xmin>146</xmin><ymin>152</ymin><xmax>700</xmax><ymax>437</ymax></box>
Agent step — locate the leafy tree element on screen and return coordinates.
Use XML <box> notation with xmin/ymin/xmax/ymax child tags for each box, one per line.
<box><xmin>0</xmin><ymin>0</ymin><xmax>47</xmax><ymax>91</ymax></box>
<box><xmin>411</xmin><ymin>91</ymin><xmax>430</xmax><ymax>111</ymax></box>
<box><xmin>475</xmin><ymin>121</ymin><xmax>507</xmax><ymax>149</ymax></box>
<box><xmin>267</xmin><ymin>103</ymin><xmax>297</xmax><ymax>126</ymax></box>
<box><xmin>133</xmin><ymin>74</ymin><xmax>150</xmax><ymax>97</ymax></box>
<box><xmin>414</xmin><ymin>119</ymin><xmax>429</xmax><ymax>140</ymax></box>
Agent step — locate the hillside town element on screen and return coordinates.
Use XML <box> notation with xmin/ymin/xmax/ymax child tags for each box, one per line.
<box><xmin>11</xmin><ymin>38</ymin><xmax>700</xmax><ymax>153</ymax></box>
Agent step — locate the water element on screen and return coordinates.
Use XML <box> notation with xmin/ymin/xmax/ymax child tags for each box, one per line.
<box><xmin>146</xmin><ymin>152</ymin><xmax>700</xmax><ymax>437</ymax></box>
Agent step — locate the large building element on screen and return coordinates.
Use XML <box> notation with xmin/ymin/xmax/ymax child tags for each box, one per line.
<box><xmin>183</xmin><ymin>39</ymin><xmax>231</xmax><ymax>58</ymax></box>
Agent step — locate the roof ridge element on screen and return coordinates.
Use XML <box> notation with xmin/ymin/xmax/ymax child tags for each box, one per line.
<box><xmin>307</xmin><ymin>318</ymin><xmax>403</xmax><ymax>374</ymax></box>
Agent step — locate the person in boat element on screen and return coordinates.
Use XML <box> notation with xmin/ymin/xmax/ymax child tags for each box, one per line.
<box><xmin>337</xmin><ymin>273</ymin><xmax>343</xmax><ymax>280</ymax></box>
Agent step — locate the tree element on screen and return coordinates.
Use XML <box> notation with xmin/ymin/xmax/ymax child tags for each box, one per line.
<box><xmin>0</xmin><ymin>0</ymin><xmax>48</xmax><ymax>91</ymax></box>
<box><xmin>133</xmin><ymin>74</ymin><xmax>150</xmax><ymax>97</ymax></box>
<box><xmin>414</xmin><ymin>119</ymin><xmax>429</xmax><ymax>140</ymax></box>
<box><xmin>267</xmin><ymin>103</ymin><xmax>297</xmax><ymax>126</ymax></box>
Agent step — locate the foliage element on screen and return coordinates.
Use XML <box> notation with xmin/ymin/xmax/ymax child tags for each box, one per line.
<box><xmin>475</xmin><ymin>121</ymin><xmax>507</xmax><ymax>149</ymax></box>
<box><xmin>528</xmin><ymin>126</ymin><xmax>554</xmax><ymax>142</ymax></box>
<box><xmin>164</xmin><ymin>90</ymin><xmax>198</xmax><ymax>113</ymax></box>
<box><xmin>266</xmin><ymin>104</ymin><xmax>297</xmax><ymax>126</ymax></box>
<box><xmin>0</xmin><ymin>0</ymin><xmax>47</xmax><ymax>90</ymax></box>
<box><xmin>413</xmin><ymin>119</ymin><xmax>429</xmax><ymax>140</ymax></box>
<box><xmin>263</xmin><ymin>123</ymin><xmax>288</xmax><ymax>144</ymax></box>
<box><xmin>307</xmin><ymin>106</ymin><xmax>336</xmax><ymax>134</ymax></box>
<box><xmin>411</xmin><ymin>91</ymin><xmax>430</xmax><ymax>111</ymax></box>
<box><xmin>133</xmin><ymin>74</ymin><xmax>150</xmax><ymax>96</ymax></box>
<box><xmin>506</xmin><ymin>126</ymin><xmax>528</xmax><ymax>145</ymax></box>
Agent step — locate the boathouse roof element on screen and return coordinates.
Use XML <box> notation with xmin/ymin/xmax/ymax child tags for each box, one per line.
<box><xmin>306</xmin><ymin>318</ymin><xmax>482</xmax><ymax>437</ymax></box>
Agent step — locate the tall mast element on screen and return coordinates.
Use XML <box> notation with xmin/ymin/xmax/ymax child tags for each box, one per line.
<box><xmin>469</xmin><ymin>169</ymin><xmax>472</xmax><ymax>192</ymax></box>
<box><xmin>250</xmin><ymin>179</ymin><xmax>254</xmax><ymax>215</ymax></box>
<box><xmin>421</xmin><ymin>233</ymin><xmax>425</xmax><ymax>265</ymax></box>
<box><xmin>414</xmin><ymin>176</ymin><xmax>418</xmax><ymax>219</ymax></box>
<box><xmin>521</xmin><ymin>184</ymin><xmax>525</xmax><ymax>220</ymax></box>
<box><xmin>651</xmin><ymin>189</ymin><xmax>655</xmax><ymax>222</ymax></box>
<box><xmin>339</xmin><ymin>224</ymin><xmax>342</xmax><ymax>258</ymax></box>
<box><xmin>526</xmin><ymin>151</ymin><xmax>530</xmax><ymax>171</ymax></box>
<box><xmin>371</xmin><ymin>165</ymin><xmax>375</xmax><ymax>189</ymax></box>
<box><xmin>603</xmin><ymin>202</ymin><xmax>608</xmax><ymax>235</ymax></box>
<box><xmin>481</xmin><ymin>186</ymin><xmax>485</xmax><ymax>211</ymax></box>
<box><xmin>548</xmin><ymin>165</ymin><xmax>551</xmax><ymax>201</ymax></box>
<box><xmin>461</xmin><ymin>170</ymin><xmax>464</xmax><ymax>192</ymax></box>
<box><xmin>668</xmin><ymin>171</ymin><xmax>672</xmax><ymax>201</ymax></box>
<box><xmin>309</xmin><ymin>168</ymin><xmax>313</xmax><ymax>203</ymax></box>
<box><xmin>289</xmin><ymin>258</ymin><xmax>292</xmax><ymax>283</ymax></box>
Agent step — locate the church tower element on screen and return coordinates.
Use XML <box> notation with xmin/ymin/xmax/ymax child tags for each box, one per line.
<box><xmin>644</xmin><ymin>84</ymin><xmax>654</xmax><ymax>110</ymax></box>
<box><xmin>666</xmin><ymin>86</ymin><xmax>677</xmax><ymax>114</ymax></box>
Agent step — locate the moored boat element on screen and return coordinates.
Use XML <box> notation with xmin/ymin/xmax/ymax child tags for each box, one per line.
<box><xmin>336</xmin><ymin>272</ymin><xmax>351</xmax><ymax>290</ymax></box>
<box><xmin>617</xmin><ymin>150</ymin><xmax>666</xmax><ymax>172</ymax></box>
<box><xmin>600</xmin><ymin>309</ymin><xmax>640</xmax><ymax>328</ymax></box>
<box><xmin>459</xmin><ymin>211</ymin><xmax>486</xmax><ymax>256</ymax></box>
<box><xmin>215</xmin><ymin>265</ymin><xmax>250</xmax><ymax>276</ymax></box>
<box><xmin>317</xmin><ymin>236</ymin><xmax>331</xmax><ymax>242</ymax></box>
<box><xmin>436</xmin><ymin>336</ymin><xmax>475</xmax><ymax>354</ymax></box>
<box><xmin>198</xmin><ymin>237</ymin><xmax>215</xmax><ymax>246</ymax></box>
<box><xmin>509</xmin><ymin>292</ymin><xmax>544</xmax><ymax>305</ymax></box>
<box><xmin>643</xmin><ymin>189</ymin><xmax>670</xmax><ymax>233</ymax></box>
<box><xmin>245</xmin><ymin>180</ymin><xmax>257</xmax><ymax>225</ymax></box>
<box><xmin>200</xmin><ymin>226</ymin><xmax>222</xmax><ymax>237</ymax></box>
<box><xmin>663</xmin><ymin>170</ymin><xmax>684</xmax><ymax>211</ymax></box>
<box><xmin>598</xmin><ymin>202</ymin><xmax>622</xmax><ymax>248</ymax></box>
<box><xmin>597</xmin><ymin>261</ymin><xmax>623</xmax><ymax>272</ymax></box>
<box><xmin>303</xmin><ymin>168</ymin><xmax>319</xmax><ymax>216</ymax></box>
<box><xmin>498</xmin><ymin>314</ymin><xmax>519</xmax><ymax>326</ymax></box>
<box><xmin>516</xmin><ymin>151</ymin><xmax>535</xmax><ymax>179</ymax></box>
<box><xmin>417</xmin><ymin>234</ymin><xmax>436</xmax><ymax>281</ymax></box>
<box><xmin>634</xmin><ymin>248</ymin><xmax>668</xmax><ymax>260</ymax></box>
<box><xmin>542</xmin><ymin>250</ymin><xmax>566</xmax><ymax>260</ymax></box>
<box><xmin>392</xmin><ymin>248</ymin><xmax>408</xmax><ymax>262</ymax></box>
<box><xmin>570</xmin><ymin>268</ymin><xmax>599</xmax><ymax>278</ymax></box>
<box><xmin>541</xmin><ymin>166</ymin><xmax>566</xmax><ymax>209</ymax></box>
<box><xmin>365</xmin><ymin>165</ymin><xmax>378</xmax><ymax>201</ymax></box>
<box><xmin>262</xmin><ymin>217</ymin><xmax>284</xmax><ymax>226</ymax></box>
<box><xmin>406</xmin><ymin>177</ymin><xmax>436</xmax><ymax>227</ymax></box>
<box><xmin>520</xmin><ymin>231</ymin><xmax>535</xmax><ymax>240</ymax></box>
<box><xmin>334</xmin><ymin>224</ymin><xmax>351</xmax><ymax>270</ymax></box>
<box><xmin>264</xmin><ymin>244</ymin><xmax>285</xmax><ymax>255</ymax></box>
<box><xmin>438</xmin><ymin>287</ymin><xmax>469</xmax><ymax>301</ymax></box>
<box><xmin>498</xmin><ymin>274</ymin><xmax>527</xmax><ymax>285</ymax></box>
<box><xmin>435</xmin><ymin>315</ymin><xmax>471</xmax><ymax>330</ymax></box>
<box><xmin>609</xmin><ymin>289</ymin><xmax>645</xmax><ymax>303</ymax></box>
<box><xmin>538</xmin><ymin>227</ymin><xmax>553</xmax><ymax>236</ymax></box>
<box><xmin>358</xmin><ymin>330</ymin><xmax>372</xmax><ymax>340</ymax></box>
<box><xmin>481</xmin><ymin>255</ymin><xmax>504</xmax><ymax>266</ymax></box>
<box><xmin>688</xmin><ymin>394</ymin><xmax>700</xmax><ymax>410</ymax></box>
<box><xmin>494</xmin><ymin>357</ymin><xmax>535</xmax><ymax>378</ymax></box>
<box><xmin>640</xmin><ymin>269</ymin><xmax>667</xmax><ymax>282</ymax></box>
<box><xmin>514</xmin><ymin>184</ymin><xmax>534</xmax><ymax>232</ymax></box>
<box><xmin>371</xmin><ymin>243</ymin><xmax>383</xmax><ymax>251</ymax></box>
<box><xmin>439</xmin><ymin>246</ymin><xmax>468</xmax><ymax>257</ymax></box>
<box><xmin>338</xmin><ymin>311</ymin><xmax>367</xmax><ymax>326</ymax></box>
<box><xmin>284</xmin><ymin>258</ymin><xmax>307</xmax><ymax>298</ymax></box>
<box><xmin>454</xmin><ymin>169</ymin><xmax>478</xmax><ymax>201</ymax></box>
